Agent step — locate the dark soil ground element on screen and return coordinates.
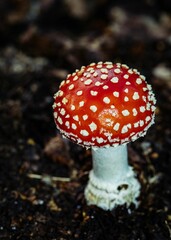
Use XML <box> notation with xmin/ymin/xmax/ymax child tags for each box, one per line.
<box><xmin>0</xmin><ymin>0</ymin><xmax>171</xmax><ymax>239</ymax></box>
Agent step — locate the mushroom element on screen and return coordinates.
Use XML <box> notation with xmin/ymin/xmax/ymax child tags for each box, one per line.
<box><xmin>53</xmin><ymin>62</ymin><xmax>156</xmax><ymax>211</ymax></box>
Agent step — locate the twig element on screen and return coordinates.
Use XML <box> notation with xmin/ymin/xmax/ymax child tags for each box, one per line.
<box><xmin>27</xmin><ymin>173</ymin><xmax>70</xmax><ymax>183</ymax></box>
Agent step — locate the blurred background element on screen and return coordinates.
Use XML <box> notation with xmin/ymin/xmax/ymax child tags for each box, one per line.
<box><xmin>0</xmin><ymin>0</ymin><xmax>171</xmax><ymax>239</ymax></box>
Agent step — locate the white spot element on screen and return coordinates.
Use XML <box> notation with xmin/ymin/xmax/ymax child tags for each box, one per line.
<box><xmin>95</xmin><ymin>81</ymin><xmax>103</xmax><ymax>86</ymax></box>
<box><xmin>97</xmin><ymin>64</ymin><xmax>103</xmax><ymax>68</ymax></box>
<box><xmin>57</xmin><ymin>102</ymin><xmax>61</xmax><ymax>107</ymax></box>
<box><xmin>71</xmin><ymin>105</ymin><xmax>75</xmax><ymax>110</ymax></box>
<box><xmin>90</xmin><ymin>105</ymin><xmax>97</xmax><ymax>112</ymax></box>
<box><xmin>60</xmin><ymin>80</ymin><xmax>65</xmax><ymax>87</ymax></box>
<box><xmin>62</xmin><ymin>97</ymin><xmax>68</xmax><ymax>104</ymax></box>
<box><xmin>69</xmin><ymin>84</ymin><xmax>74</xmax><ymax>90</ymax></box>
<box><xmin>87</xmin><ymin>67</ymin><xmax>94</xmax><ymax>71</ymax></box>
<box><xmin>93</xmin><ymin>72</ymin><xmax>98</xmax><ymax>77</ymax></box>
<box><xmin>121</xmin><ymin>125</ymin><xmax>128</xmax><ymax>134</ymax></box>
<box><xmin>103</xmin><ymin>85</ymin><xmax>109</xmax><ymax>89</ymax></box>
<box><xmin>142</xmin><ymin>96</ymin><xmax>147</xmax><ymax>102</ymax></box>
<box><xmin>101</xmin><ymin>74</ymin><xmax>108</xmax><ymax>80</ymax></box>
<box><xmin>122</xmin><ymin>64</ymin><xmax>129</xmax><ymax>69</ymax></box>
<box><xmin>84</xmin><ymin>79</ymin><xmax>92</xmax><ymax>85</ymax></box>
<box><xmin>79</xmin><ymin>101</ymin><xmax>84</xmax><ymax>107</ymax></box>
<box><xmin>145</xmin><ymin>116</ymin><xmax>151</xmax><ymax>122</ymax></box>
<box><xmin>140</xmin><ymin>120</ymin><xmax>144</xmax><ymax>127</ymax></box>
<box><xmin>101</xmin><ymin>68</ymin><xmax>108</xmax><ymax>74</ymax></box>
<box><xmin>54</xmin><ymin>92</ymin><xmax>58</xmax><ymax>97</ymax></box>
<box><xmin>60</xmin><ymin>108</ymin><xmax>66</xmax><ymax>115</ymax></box>
<box><xmin>105</xmin><ymin>61</ymin><xmax>113</xmax><ymax>65</ymax></box>
<box><xmin>148</xmin><ymin>95</ymin><xmax>153</xmax><ymax>101</ymax></box>
<box><xmin>89</xmin><ymin>122</ymin><xmax>97</xmax><ymax>132</ymax></box>
<box><xmin>90</xmin><ymin>69</ymin><xmax>95</xmax><ymax>73</ymax></box>
<box><xmin>73</xmin><ymin>115</ymin><xmax>79</xmax><ymax>121</ymax></box>
<box><xmin>127</xmin><ymin>123</ymin><xmax>132</xmax><ymax>129</ymax></box>
<box><xmin>57</xmin><ymin>116</ymin><xmax>63</xmax><ymax>124</ymax></box>
<box><xmin>103</xmin><ymin>97</ymin><xmax>110</xmax><ymax>104</ymax></box>
<box><xmin>73</xmin><ymin>76</ymin><xmax>78</xmax><ymax>81</ymax></box>
<box><xmin>72</xmin><ymin>123</ymin><xmax>77</xmax><ymax>129</ymax></box>
<box><xmin>65</xmin><ymin>114</ymin><xmax>70</xmax><ymax>118</ymax></box>
<box><xmin>140</xmin><ymin>106</ymin><xmax>146</xmax><ymax>112</ymax></box>
<box><xmin>128</xmin><ymin>69</ymin><xmax>133</xmax><ymax>74</ymax></box>
<box><xmin>134</xmin><ymin>122</ymin><xmax>139</xmax><ymax>128</ymax></box>
<box><xmin>52</xmin><ymin>103</ymin><xmax>57</xmax><ymax>109</ymax></box>
<box><xmin>77</xmin><ymin>90</ymin><xmax>83</xmax><ymax>96</ymax></box>
<box><xmin>90</xmin><ymin>63</ymin><xmax>96</xmax><ymax>66</ymax></box>
<box><xmin>85</xmin><ymin>73</ymin><xmax>91</xmax><ymax>78</ymax></box>
<box><xmin>106</xmin><ymin>64</ymin><xmax>113</xmax><ymax>69</ymax></box>
<box><xmin>54</xmin><ymin>112</ymin><xmax>57</xmax><ymax>118</ymax></box>
<box><xmin>133</xmin><ymin>92</ymin><xmax>140</xmax><ymax>100</ymax></box>
<box><xmin>90</xmin><ymin>91</ymin><xmax>98</xmax><ymax>96</ymax></box>
<box><xmin>111</xmin><ymin>77</ymin><xmax>119</xmax><ymax>83</ymax></box>
<box><xmin>122</xmin><ymin>110</ymin><xmax>130</xmax><ymax>116</ymax></box>
<box><xmin>136</xmin><ymin>78</ymin><xmax>142</xmax><ymax>84</ymax></box>
<box><xmin>124</xmin><ymin>88</ymin><xmax>129</xmax><ymax>93</ymax></box>
<box><xmin>96</xmin><ymin>137</ymin><xmax>104</xmax><ymax>144</ymax></box>
<box><xmin>151</xmin><ymin>106</ymin><xmax>156</xmax><ymax>112</ymax></box>
<box><xmin>83</xmin><ymin>115</ymin><xmax>88</xmax><ymax>120</ymax></box>
<box><xmin>147</xmin><ymin>84</ymin><xmax>152</xmax><ymax>90</ymax></box>
<box><xmin>66</xmin><ymin>80</ymin><xmax>70</xmax><ymax>84</ymax></box>
<box><xmin>132</xmin><ymin>108</ymin><xmax>138</xmax><ymax>116</ymax></box>
<box><xmin>131</xmin><ymin>135</ymin><xmax>137</xmax><ymax>141</ymax></box>
<box><xmin>114</xmin><ymin>68</ymin><xmax>121</xmax><ymax>74</ymax></box>
<box><xmin>146</xmin><ymin>102</ymin><xmax>151</xmax><ymax>110</ymax></box>
<box><xmin>80</xmin><ymin>130</ymin><xmax>89</xmax><ymax>136</ymax></box>
<box><xmin>65</xmin><ymin>121</ymin><xmax>70</xmax><ymax>128</ymax></box>
<box><xmin>123</xmin><ymin>74</ymin><xmax>129</xmax><ymax>79</ymax></box>
<box><xmin>153</xmin><ymin>97</ymin><xmax>157</xmax><ymax>105</ymax></box>
<box><xmin>113</xmin><ymin>91</ymin><xmax>119</xmax><ymax>97</ymax></box>
<box><xmin>58</xmin><ymin>90</ymin><xmax>64</xmax><ymax>97</ymax></box>
<box><xmin>113</xmin><ymin>123</ymin><xmax>120</xmax><ymax>131</ymax></box>
<box><xmin>124</xmin><ymin>96</ymin><xmax>129</xmax><ymax>102</ymax></box>
<box><xmin>116</xmin><ymin>63</ymin><xmax>121</xmax><ymax>67</ymax></box>
<box><xmin>133</xmin><ymin>69</ymin><xmax>138</xmax><ymax>73</ymax></box>
<box><xmin>140</xmin><ymin>75</ymin><xmax>146</xmax><ymax>80</ymax></box>
<box><xmin>126</xmin><ymin>81</ymin><xmax>131</xmax><ymax>85</ymax></box>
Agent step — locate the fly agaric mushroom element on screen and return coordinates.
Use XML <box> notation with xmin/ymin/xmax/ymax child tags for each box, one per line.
<box><xmin>53</xmin><ymin>62</ymin><xmax>156</xmax><ymax>210</ymax></box>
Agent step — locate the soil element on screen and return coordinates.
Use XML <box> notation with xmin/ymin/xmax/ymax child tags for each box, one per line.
<box><xmin>0</xmin><ymin>0</ymin><xmax>171</xmax><ymax>239</ymax></box>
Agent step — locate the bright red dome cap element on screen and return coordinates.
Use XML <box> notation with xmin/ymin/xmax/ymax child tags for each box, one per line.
<box><xmin>53</xmin><ymin>62</ymin><xmax>156</xmax><ymax>148</ymax></box>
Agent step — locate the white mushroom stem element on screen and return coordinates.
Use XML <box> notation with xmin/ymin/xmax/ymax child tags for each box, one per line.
<box><xmin>85</xmin><ymin>145</ymin><xmax>141</xmax><ymax>211</ymax></box>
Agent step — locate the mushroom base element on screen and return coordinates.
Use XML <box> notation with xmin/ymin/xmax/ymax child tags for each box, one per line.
<box><xmin>84</xmin><ymin>145</ymin><xmax>141</xmax><ymax>211</ymax></box>
<box><xmin>85</xmin><ymin>167</ymin><xmax>140</xmax><ymax>211</ymax></box>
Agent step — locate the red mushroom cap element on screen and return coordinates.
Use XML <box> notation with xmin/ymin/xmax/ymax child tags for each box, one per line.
<box><xmin>53</xmin><ymin>62</ymin><xmax>156</xmax><ymax>148</ymax></box>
